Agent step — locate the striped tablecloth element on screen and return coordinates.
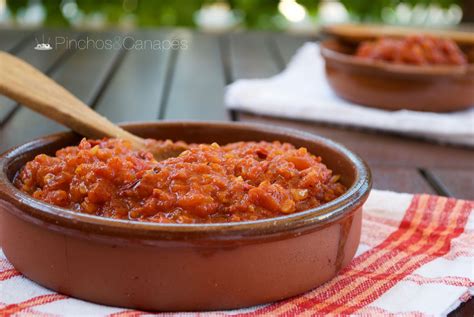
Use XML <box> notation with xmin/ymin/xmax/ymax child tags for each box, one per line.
<box><xmin>1</xmin><ymin>190</ymin><xmax>473</xmax><ymax>316</ymax></box>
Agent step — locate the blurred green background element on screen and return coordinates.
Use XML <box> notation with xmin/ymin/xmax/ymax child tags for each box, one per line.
<box><xmin>1</xmin><ymin>0</ymin><xmax>471</xmax><ymax>32</ymax></box>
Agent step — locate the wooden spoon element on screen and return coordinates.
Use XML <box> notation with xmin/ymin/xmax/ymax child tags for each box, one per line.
<box><xmin>0</xmin><ymin>51</ymin><xmax>186</xmax><ymax>160</ymax></box>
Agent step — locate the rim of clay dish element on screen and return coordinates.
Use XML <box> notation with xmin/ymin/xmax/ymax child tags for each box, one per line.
<box><xmin>0</xmin><ymin>121</ymin><xmax>371</xmax><ymax>241</ymax></box>
<box><xmin>320</xmin><ymin>38</ymin><xmax>474</xmax><ymax>77</ymax></box>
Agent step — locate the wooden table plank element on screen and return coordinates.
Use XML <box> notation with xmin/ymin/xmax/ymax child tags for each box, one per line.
<box><xmin>0</xmin><ymin>29</ymin><xmax>31</xmax><ymax>51</ymax></box>
<box><xmin>0</xmin><ymin>30</ymin><xmax>78</xmax><ymax>124</ymax></box>
<box><xmin>370</xmin><ymin>166</ymin><xmax>436</xmax><ymax>194</ymax></box>
<box><xmin>163</xmin><ymin>31</ymin><xmax>229</xmax><ymax>120</ymax></box>
<box><xmin>271</xmin><ymin>33</ymin><xmax>314</xmax><ymax>65</ymax></box>
<box><xmin>427</xmin><ymin>168</ymin><xmax>474</xmax><ymax>200</ymax></box>
<box><xmin>0</xmin><ymin>32</ymin><xmax>123</xmax><ymax>151</ymax></box>
<box><xmin>227</xmin><ymin>32</ymin><xmax>280</xmax><ymax>80</ymax></box>
<box><xmin>93</xmin><ymin>30</ymin><xmax>175</xmax><ymax>122</ymax></box>
<box><xmin>226</xmin><ymin>31</ymin><xmax>285</xmax><ymax>122</ymax></box>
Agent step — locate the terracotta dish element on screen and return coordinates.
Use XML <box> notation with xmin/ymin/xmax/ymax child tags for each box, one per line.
<box><xmin>0</xmin><ymin>122</ymin><xmax>371</xmax><ymax>311</ymax></box>
<box><xmin>320</xmin><ymin>38</ymin><xmax>474</xmax><ymax>112</ymax></box>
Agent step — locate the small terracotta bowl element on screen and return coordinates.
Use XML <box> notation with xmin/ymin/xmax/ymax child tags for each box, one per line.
<box><xmin>0</xmin><ymin>121</ymin><xmax>371</xmax><ymax>311</ymax></box>
<box><xmin>320</xmin><ymin>38</ymin><xmax>474</xmax><ymax>112</ymax></box>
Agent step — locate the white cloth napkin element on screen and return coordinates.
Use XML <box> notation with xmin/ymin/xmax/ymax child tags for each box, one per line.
<box><xmin>225</xmin><ymin>43</ymin><xmax>474</xmax><ymax>146</ymax></box>
<box><xmin>0</xmin><ymin>190</ymin><xmax>472</xmax><ymax>316</ymax></box>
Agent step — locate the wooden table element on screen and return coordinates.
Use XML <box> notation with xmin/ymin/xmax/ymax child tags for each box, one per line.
<box><xmin>0</xmin><ymin>28</ymin><xmax>473</xmax><ymax>316</ymax></box>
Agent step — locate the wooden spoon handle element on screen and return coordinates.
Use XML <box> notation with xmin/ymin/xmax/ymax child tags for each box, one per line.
<box><xmin>0</xmin><ymin>51</ymin><xmax>147</xmax><ymax>150</ymax></box>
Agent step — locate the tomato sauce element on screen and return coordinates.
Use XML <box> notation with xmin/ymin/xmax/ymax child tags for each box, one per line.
<box><xmin>15</xmin><ymin>139</ymin><xmax>346</xmax><ymax>223</ymax></box>
<box><xmin>355</xmin><ymin>35</ymin><xmax>467</xmax><ymax>66</ymax></box>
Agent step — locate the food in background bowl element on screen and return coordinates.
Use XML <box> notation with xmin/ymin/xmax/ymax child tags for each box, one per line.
<box><xmin>355</xmin><ymin>35</ymin><xmax>467</xmax><ymax>66</ymax></box>
<box><xmin>320</xmin><ymin>37</ymin><xmax>474</xmax><ymax>112</ymax></box>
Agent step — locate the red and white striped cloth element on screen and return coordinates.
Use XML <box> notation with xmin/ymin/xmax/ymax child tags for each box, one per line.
<box><xmin>1</xmin><ymin>190</ymin><xmax>473</xmax><ymax>316</ymax></box>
